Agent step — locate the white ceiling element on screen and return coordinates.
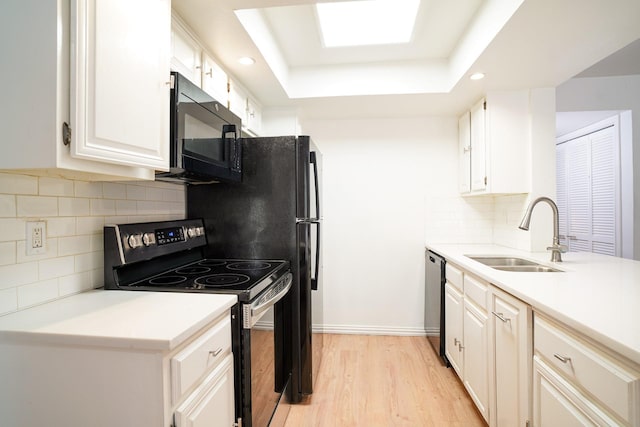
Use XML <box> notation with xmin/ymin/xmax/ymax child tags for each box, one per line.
<box><xmin>172</xmin><ymin>0</ymin><xmax>640</xmax><ymax>120</ymax></box>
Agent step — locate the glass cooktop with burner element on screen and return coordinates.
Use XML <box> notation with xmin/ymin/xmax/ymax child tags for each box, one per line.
<box><xmin>128</xmin><ymin>259</ymin><xmax>290</xmax><ymax>302</ymax></box>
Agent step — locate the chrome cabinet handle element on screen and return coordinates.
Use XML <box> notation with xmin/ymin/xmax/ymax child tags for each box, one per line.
<box><xmin>553</xmin><ymin>353</ymin><xmax>571</xmax><ymax>364</ymax></box>
<box><xmin>492</xmin><ymin>311</ymin><xmax>510</xmax><ymax>323</ymax></box>
<box><xmin>209</xmin><ymin>348</ymin><xmax>222</xmax><ymax>357</ymax></box>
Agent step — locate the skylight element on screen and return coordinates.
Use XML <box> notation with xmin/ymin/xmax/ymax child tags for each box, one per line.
<box><xmin>316</xmin><ymin>0</ymin><xmax>420</xmax><ymax>48</ymax></box>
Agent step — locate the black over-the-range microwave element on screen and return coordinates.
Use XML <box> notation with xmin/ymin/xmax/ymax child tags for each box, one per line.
<box><xmin>155</xmin><ymin>71</ymin><xmax>242</xmax><ymax>184</ymax></box>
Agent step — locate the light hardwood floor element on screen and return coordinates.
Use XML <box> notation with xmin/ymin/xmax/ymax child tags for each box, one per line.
<box><xmin>284</xmin><ymin>334</ymin><xmax>486</xmax><ymax>427</ymax></box>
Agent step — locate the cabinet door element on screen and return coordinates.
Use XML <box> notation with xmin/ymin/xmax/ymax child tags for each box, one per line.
<box><xmin>492</xmin><ymin>289</ymin><xmax>531</xmax><ymax>427</ymax></box>
<box><xmin>71</xmin><ymin>0</ymin><xmax>170</xmax><ymax>170</ymax></box>
<box><xmin>459</xmin><ymin>112</ymin><xmax>471</xmax><ymax>193</ymax></box>
<box><xmin>445</xmin><ymin>282</ymin><xmax>464</xmax><ymax>377</ymax></box>
<box><xmin>174</xmin><ymin>354</ymin><xmax>235</xmax><ymax>427</ymax></box>
<box><xmin>201</xmin><ymin>54</ymin><xmax>229</xmax><ymax>105</ymax></box>
<box><xmin>470</xmin><ymin>99</ymin><xmax>486</xmax><ymax>192</ymax></box>
<box><xmin>171</xmin><ymin>20</ymin><xmax>203</xmax><ymax>87</ymax></box>
<box><xmin>462</xmin><ymin>298</ymin><xmax>489</xmax><ymax>422</ymax></box>
<box><xmin>533</xmin><ymin>357</ymin><xmax>616</xmax><ymax>427</ymax></box>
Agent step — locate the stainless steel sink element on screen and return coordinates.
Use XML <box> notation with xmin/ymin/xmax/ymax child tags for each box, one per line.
<box><xmin>466</xmin><ymin>256</ymin><xmax>562</xmax><ymax>272</ymax></box>
<box><xmin>493</xmin><ymin>265</ymin><xmax>562</xmax><ymax>273</ymax></box>
<box><xmin>467</xmin><ymin>256</ymin><xmax>538</xmax><ymax>267</ymax></box>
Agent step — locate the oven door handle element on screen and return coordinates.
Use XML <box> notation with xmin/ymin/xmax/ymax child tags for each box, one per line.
<box><xmin>243</xmin><ymin>273</ymin><xmax>292</xmax><ymax>329</ymax></box>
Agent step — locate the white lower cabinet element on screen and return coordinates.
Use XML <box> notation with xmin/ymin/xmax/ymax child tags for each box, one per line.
<box><xmin>0</xmin><ymin>310</ymin><xmax>235</xmax><ymax>427</ymax></box>
<box><xmin>533</xmin><ymin>356</ymin><xmax>618</xmax><ymax>426</ymax></box>
<box><xmin>444</xmin><ymin>263</ymin><xmax>534</xmax><ymax>427</ymax></box>
<box><xmin>174</xmin><ymin>353</ymin><xmax>235</xmax><ymax>427</ymax></box>
<box><xmin>445</xmin><ymin>281</ymin><xmax>464</xmax><ymax>376</ymax></box>
<box><xmin>444</xmin><ymin>264</ymin><xmax>491</xmax><ymax>423</ymax></box>
<box><xmin>491</xmin><ymin>286</ymin><xmax>532</xmax><ymax>427</ymax></box>
<box><xmin>533</xmin><ymin>314</ymin><xmax>640</xmax><ymax>427</ymax></box>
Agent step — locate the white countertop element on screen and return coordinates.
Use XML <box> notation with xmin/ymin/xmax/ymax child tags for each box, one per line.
<box><xmin>0</xmin><ymin>290</ymin><xmax>237</xmax><ymax>351</ymax></box>
<box><xmin>426</xmin><ymin>243</ymin><xmax>640</xmax><ymax>366</ymax></box>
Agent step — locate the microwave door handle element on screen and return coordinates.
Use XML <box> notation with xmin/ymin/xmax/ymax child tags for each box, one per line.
<box><xmin>222</xmin><ymin>124</ymin><xmax>237</xmax><ymax>140</ymax></box>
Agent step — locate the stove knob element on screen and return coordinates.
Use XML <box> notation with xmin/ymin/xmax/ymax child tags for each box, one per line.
<box><xmin>187</xmin><ymin>227</ymin><xmax>196</xmax><ymax>238</ymax></box>
<box><xmin>142</xmin><ymin>233</ymin><xmax>155</xmax><ymax>246</ymax></box>
<box><xmin>197</xmin><ymin>226</ymin><xmax>205</xmax><ymax>236</ymax></box>
<box><xmin>127</xmin><ymin>234</ymin><xmax>143</xmax><ymax>249</ymax></box>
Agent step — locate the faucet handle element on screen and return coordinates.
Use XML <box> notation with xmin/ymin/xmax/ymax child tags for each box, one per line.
<box><xmin>547</xmin><ymin>244</ymin><xmax>567</xmax><ymax>253</ymax></box>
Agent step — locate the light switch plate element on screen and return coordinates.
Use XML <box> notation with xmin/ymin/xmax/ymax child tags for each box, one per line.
<box><xmin>26</xmin><ymin>221</ymin><xmax>46</xmax><ymax>256</ymax></box>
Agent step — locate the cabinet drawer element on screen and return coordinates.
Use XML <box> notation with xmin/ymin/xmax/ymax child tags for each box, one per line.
<box><xmin>446</xmin><ymin>263</ymin><xmax>463</xmax><ymax>291</ymax></box>
<box><xmin>534</xmin><ymin>315</ymin><xmax>640</xmax><ymax>425</ymax></box>
<box><xmin>463</xmin><ymin>274</ymin><xmax>488</xmax><ymax>308</ymax></box>
<box><xmin>171</xmin><ymin>315</ymin><xmax>232</xmax><ymax>403</ymax></box>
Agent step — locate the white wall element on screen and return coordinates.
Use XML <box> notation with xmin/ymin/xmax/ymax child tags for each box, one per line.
<box><xmin>0</xmin><ymin>173</ymin><xmax>185</xmax><ymax>315</ymax></box>
<box><xmin>556</xmin><ymin>75</ymin><xmax>640</xmax><ymax>259</ymax></box>
<box><xmin>301</xmin><ymin>116</ymin><xmax>493</xmax><ymax>335</ymax></box>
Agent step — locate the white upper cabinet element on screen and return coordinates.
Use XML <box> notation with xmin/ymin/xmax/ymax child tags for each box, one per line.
<box><xmin>72</xmin><ymin>0</ymin><xmax>170</xmax><ymax>171</ymax></box>
<box><xmin>171</xmin><ymin>17</ymin><xmax>203</xmax><ymax>87</ymax></box>
<box><xmin>470</xmin><ymin>99</ymin><xmax>487</xmax><ymax>192</ymax></box>
<box><xmin>459</xmin><ymin>91</ymin><xmax>530</xmax><ymax>195</ymax></box>
<box><xmin>201</xmin><ymin>53</ymin><xmax>229</xmax><ymax>106</ymax></box>
<box><xmin>0</xmin><ymin>0</ymin><xmax>169</xmax><ymax>180</ymax></box>
<box><xmin>458</xmin><ymin>111</ymin><xmax>471</xmax><ymax>193</ymax></box>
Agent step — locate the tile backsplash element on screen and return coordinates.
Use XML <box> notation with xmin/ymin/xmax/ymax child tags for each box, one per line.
<box><xmin>0</xmin><ymin>173</ymin><xmax>186</xmax><ymax>315</ymax></box>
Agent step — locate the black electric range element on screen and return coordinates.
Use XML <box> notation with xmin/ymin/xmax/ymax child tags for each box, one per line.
<box><xmin>103</xmin><ymin>218</ymin><xmax>293</xmax><ymax>427</ymax></box>
<box><xmin>103</xmin><ymin>218</ymin><xmax>289</xmax><ymax>302</ymax></box>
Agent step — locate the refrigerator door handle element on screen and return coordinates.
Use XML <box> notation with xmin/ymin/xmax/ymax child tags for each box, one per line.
<box><xmin>310</xmin><ymin>151</ymin><xmax>320</xmax><ymax>221</ymax></box>
<box><xmin>311</xmin><ymin>221</ymin><xmax>321</xmax><ymax>291</ymax></box>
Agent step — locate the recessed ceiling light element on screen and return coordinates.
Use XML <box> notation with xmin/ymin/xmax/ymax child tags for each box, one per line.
<box><xmin>238</xmin><ymin>56</ymin><xmax>256</xmax><ymax>65</ymax></box>
<box><xmin>316</xmin><ymin>0</ymin><xmax>420</xmax><ymax>48</ymax></box>
<box><xmin>470</xmin><ymin>72</ymin><xmax>485</xmax><ymax>80</ymax></box>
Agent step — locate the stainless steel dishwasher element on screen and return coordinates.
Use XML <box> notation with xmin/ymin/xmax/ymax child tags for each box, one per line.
<box><xmin>425</xmin><ymin>250</ymin><xmax>448</xmax><ymax>365</ymax></box>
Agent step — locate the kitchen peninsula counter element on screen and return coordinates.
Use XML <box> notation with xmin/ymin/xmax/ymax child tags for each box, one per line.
<box><xmin>0</xmin><ymin>290</ymin><xmax>237</xmax><ymax>350</ymax></box>
<box><xmin>426</xmin><ymin>243</ymin><xmax>640</xmax><ymax>365</ymax></box>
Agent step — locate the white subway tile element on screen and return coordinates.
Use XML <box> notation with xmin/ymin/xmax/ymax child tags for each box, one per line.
<box><xmin>90</xmin><ymin>234</ymin><xmax>103</xmax><ymax>252</ymax></box>
<box><xmin>17</xmin><ymin>279</ymin><xmax>59</xmax><ymax>309</ymax></box>
<box><xmin>90</xmin><ymin>199</ymin><xmax>116</xmax><ymax>216</ymax></box>
<box><xmin>104</xmin><ymin>216</ymin><xmax>129</xmax><ymax>226</ymax></box>
<box><xmin>75</xmin><ymin>251</ymin><xmax>103</xmax><ymax>273</ymax></box>
<box><xmin>0</xmin><ymin>261</ymin><xmax>38</xmax><ymax>289</ymax></box>
<box><xmin>126</xmin><ymin>184</ymin><xmax>146</xmax><ymax>200</ymax></box>
<box><xmin>0</xmin><ymin>194</ymin><xmax>16</xmax><ymax>217</ymax></box>
<box><xmin>47</xmin><ymin>217</ymin><xmax>76</xmax><ymax>237</ymax></box>
<box><xmin>74</xmin><ymin>181</ymin><xmax>103</xmax><ymax>198</ymax></box>
<box><xmin>39</xmin><ymin>256</ymin><xmax>74</xmax><ymax>280</ymax></box>
<box><xmin>59</xmin><ymin>271</ymin><xmax>93</xmax><ymax>296</ymax></box>
<box><xmin>116</xmin><ymin>200</ymin><xmax>137</xmax><ymax>216</ymax></box>
<box><xmin>77</xmin><ymin>217</ymin><xmax>104</xmax><ymax>235</ymax></box>
<box><xmin>58</xmin><ymin>236</ymin><xmax>92</xmax><ymax>256</ymax></box>
<box><xmin>0</xmin><ymin>242</ymin><xmax>16</xmax><ymax>266</ymax></box>
<box><xmin>39</xmin><ymin>177</ymin><xmax>74</xmax><ymax>197</ymax></box>
<box><xmin>103</xmin><ymin>182</ymin><xmax>127</xmax><ymax>199</ymax></box>
<box><xmin>0</xmin><ymin>173</ymin><xmax>38</xmax><ymax>195</ymax></box>
<box><xmin>17</xmin><ymin>196</ymin><xmax>58</xmax><ymax>217</ymax></box>
<box><xmin>0</xmin><ymin>218</ymin><xmax>27</xmax><ymax>242</ymax></box>
<box><xmin>145</xmin><ymin>186</ymin><xmax>165</xmax><ymax>201</ymax></box>
<box><xmin>59</xmin><ymin>197</ymin><xmax>91</xmax><ymax>217</ymax></box>
<box><xmin>90</xmin><ymin>267</ymin><xmax>103</xmax><ymax>288</ymax></box>
<box><xmin>0</xmin><ymin>287</ymin><xmax>18</xmax><ymax>315</ymax></box>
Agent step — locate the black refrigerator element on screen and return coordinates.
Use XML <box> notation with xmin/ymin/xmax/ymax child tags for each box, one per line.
<box><xmin>187</xmin><ymin>135</ymin><xmax>323</xmax><ymax>404</ymax></box>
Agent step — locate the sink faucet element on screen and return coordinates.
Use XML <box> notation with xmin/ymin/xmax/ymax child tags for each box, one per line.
<box><xmin>518</xmin><ymin>196</ymin><xmax>567</xmax><ymax>262</ymax></box>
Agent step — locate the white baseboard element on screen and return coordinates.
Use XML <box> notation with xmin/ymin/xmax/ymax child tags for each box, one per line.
<box><xmin>314</xmin><ymin>323</ymin><xmax>427</xmax><ymax>336</ymax></box>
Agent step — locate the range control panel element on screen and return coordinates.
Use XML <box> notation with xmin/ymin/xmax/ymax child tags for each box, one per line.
<box><xmin>104</xmin><ymin>219</ymin><xmax>207</xmax><ymax>265</ymax></box>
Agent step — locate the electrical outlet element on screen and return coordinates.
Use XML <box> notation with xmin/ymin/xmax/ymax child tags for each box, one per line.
<box><xmin>26</xmin><ymin>221</ymin><xmax>46</xmax><ymax>256</ymax></box>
